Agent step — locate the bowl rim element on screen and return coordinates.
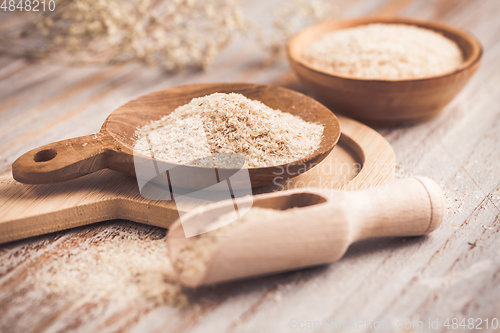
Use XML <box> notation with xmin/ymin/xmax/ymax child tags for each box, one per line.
<box><xmin>287</xmin><ymin>16</ymin><xmax>483</xmax><ymax>83</ymax></box>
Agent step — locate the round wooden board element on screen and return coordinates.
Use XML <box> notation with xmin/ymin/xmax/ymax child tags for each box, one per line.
<box><xmin>0</xmin><ymin>116</ymin><xmax>395</xmax><ymax>244</ymax></box>
<box><xmin>256</xmin><ymin>115</ymin><xmax>395</xmax><ymax>193</ymax></box>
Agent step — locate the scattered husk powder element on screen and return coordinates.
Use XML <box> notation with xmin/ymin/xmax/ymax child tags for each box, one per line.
<box><xmin>16</xmin><ymin>227</ymin><xmax>187</xmax><ymax>309</ymax></box>
<box><xmin>302</xmin><ymin>23</ymin><xmax>463</xmax><ymax>80</ymax></box>
<box><xmin>134</xmin><ymin>92</ymin><xmax>324</xmax><ymax>168</ymax></box>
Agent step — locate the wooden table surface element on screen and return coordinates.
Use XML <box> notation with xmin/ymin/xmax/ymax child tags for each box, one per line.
<box><xmin>1</xmin><ymin>0</ymin><xmax>500</xmax><ymax>332</ymax></box>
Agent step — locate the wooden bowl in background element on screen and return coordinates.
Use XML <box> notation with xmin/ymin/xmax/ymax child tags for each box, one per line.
<box><xmin>287</xmin><ymin>17</ymin><xmax>483</xmax><ymax>126</ymax></box>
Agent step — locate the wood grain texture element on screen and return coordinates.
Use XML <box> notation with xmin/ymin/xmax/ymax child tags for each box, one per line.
<box><xmin>0</xmin><ymin>116</ymin><xmax>395</xmax><ymax>244</ymax></box>
<box><xmin>1</xmin><ymin>0</ymin><xmax>500</xmax><ymax>332</ymax></box>
<box><xmin>287</xmin><ymin>17</ymin><xmax>483</xmax><ymax>126</ymax></box>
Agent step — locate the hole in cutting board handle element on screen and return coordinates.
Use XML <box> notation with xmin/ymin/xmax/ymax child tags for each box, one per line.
<box><xmin>34</xmin><ymin>149</ymin><xmax>57</xmax><ymax>162</ymax></box>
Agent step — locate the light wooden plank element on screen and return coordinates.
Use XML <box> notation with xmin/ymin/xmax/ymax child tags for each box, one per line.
<box><xmin>1</xmin><ymin>0</ymin><xmax>500</xmax><ymax>332</ymax></box>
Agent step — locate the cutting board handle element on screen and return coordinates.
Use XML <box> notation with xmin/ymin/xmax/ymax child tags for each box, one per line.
<box><xmin>12</xmin><ymin>133</ymin><xmax>113</xmax><ymax>184</ymax></box>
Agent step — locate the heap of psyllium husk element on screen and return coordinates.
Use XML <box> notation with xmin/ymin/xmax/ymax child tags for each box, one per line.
<box><xmin>134</xmin><ymin>92</ymin><xmax>323</xmax><ymax>168</ymax></box>
<box><xmin>303</xmin><ymin>23</ymin><xmax>463</xmax><ymax>80</ymax></box>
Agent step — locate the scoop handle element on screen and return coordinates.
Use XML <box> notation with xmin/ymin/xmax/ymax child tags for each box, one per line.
<box><xmin>345</xmin><ymin>176</ymin><xmax>445</xmax><ymax>242</ymax></box>
<box><xmin>12</xmin><ymin>133</ymin><xmax>112</xmax><ymax>184</ymax></box>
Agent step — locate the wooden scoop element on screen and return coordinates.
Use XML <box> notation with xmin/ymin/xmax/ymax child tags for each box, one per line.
<box><xmin>167</xmin><ymin>177</ymin><xmax>445</xmax><ymax>287</ymax></box>
<box><xmin>12</xmin><ymin>83</ymin><xmax>340</xmax><ymax>188</ymax></box>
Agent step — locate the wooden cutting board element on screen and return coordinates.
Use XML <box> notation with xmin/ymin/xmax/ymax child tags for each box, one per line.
<box><xmin>0</xmin><ymin>116</ymin><xmax>395</xmax><ymax>244</ymax></box>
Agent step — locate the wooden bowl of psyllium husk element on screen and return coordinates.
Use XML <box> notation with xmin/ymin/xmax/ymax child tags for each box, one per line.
<box><xmin>13</xmin><ymin>83</ymin><xmax>340</xmax><ymax>189</ymax></box>
<box><xmin>287</xmin><ymin>17</ymin><xmax>483</xmax><ymax>126</ymax></box>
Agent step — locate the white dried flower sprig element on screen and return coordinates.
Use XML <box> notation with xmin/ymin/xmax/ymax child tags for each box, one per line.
<box><xmin>19</xmin><ymin>0</ymin><xmax>250</xmax><ymax>70</ymax></box>
<box><xmin>0</xmin><ymin>0</ymin><xmax>335</xmax><ymax>71</ymax></box>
